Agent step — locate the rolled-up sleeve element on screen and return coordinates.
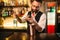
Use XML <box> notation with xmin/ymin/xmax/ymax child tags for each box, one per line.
<box><xmin>21</xmin><ymin>12</ymin><xmax>28</xmax><ymax>22</ymax></box>
<box><xmin>38</xmin><ymin>13</ymin><xmax>46</xmax><ymax>32</ymax></box>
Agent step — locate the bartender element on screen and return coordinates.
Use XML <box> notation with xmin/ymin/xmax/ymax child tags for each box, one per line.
<box><xmin>13</xmin><ymin>0</ymin><xmax>46</xmax><ymax>35</ymax></box>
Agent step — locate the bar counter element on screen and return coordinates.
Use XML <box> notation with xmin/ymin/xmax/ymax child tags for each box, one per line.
<box><xmin>0</xmin><ymin>32</ymin><xmax>60</xmax><ymax>40</ymax></box>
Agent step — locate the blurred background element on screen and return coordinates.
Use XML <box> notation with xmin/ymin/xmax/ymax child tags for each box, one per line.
<box><xmin>0</xmin><ymin>0</ymin><xmax>60</xmax><ymax>40</ymax></box>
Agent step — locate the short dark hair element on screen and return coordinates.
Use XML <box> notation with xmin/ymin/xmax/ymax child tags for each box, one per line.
<box><xmin>30</xmin><ymin>0</ymin><xmax>42</xmax><ymax>3</ymax></box>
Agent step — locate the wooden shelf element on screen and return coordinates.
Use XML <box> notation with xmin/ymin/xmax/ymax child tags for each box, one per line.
<box><xmin>0</xmin><ymin>5</ymin><xmax>29</xmax><ymax>8</ymax></box>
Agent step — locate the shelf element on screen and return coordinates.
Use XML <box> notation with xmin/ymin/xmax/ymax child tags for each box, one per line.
<box><xmin>0</xmin><ymin>5</ymin><xmax>29</xmax><ymax>8</ymax></box>
<box><xmin>0</xmin><ymin>28</ymin><xmax>27</xmax><ymax>31</ymax></box>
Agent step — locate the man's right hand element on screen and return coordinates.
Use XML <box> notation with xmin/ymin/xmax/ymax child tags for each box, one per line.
<box><xmin>13</xmin><ymin>13</ymin><xmax>22</xmax><ymax>23</ymax></box>
<box><xmin>13</xmin><ymin>13</ymin><xmax>17</xmax><ymax>18</ymax></box>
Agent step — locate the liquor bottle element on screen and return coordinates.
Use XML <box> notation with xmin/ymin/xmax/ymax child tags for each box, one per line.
<box><xmin>21</xmin><ymin>0</ymin><xmax>24</xmax><ymax>6</ymax></box>
<box><xmin>0</xmin><ymin>0</ymin><xmax>4</xmax><ymax>6</ymax></box>
<box><xmin>2</xmin><ymin>8</ymin><xmax>8</xmax><ymax>17</ymax></box>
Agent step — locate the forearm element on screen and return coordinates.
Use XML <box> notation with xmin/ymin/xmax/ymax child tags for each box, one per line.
<box><xmin>15</xmin><ymin>15</ymin><xmax>22</xmax><ymax>23</ymax></box>
<box><xmin>33</xmin><ymin>21</ymin><xmax>42</xmax><ymax>32</ymax></box>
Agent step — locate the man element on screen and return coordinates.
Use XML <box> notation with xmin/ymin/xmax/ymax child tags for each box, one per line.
<box><xmin>13</xmin><ymin>0</ymin><xmax>46</xmax><ymax>35</ymax></box>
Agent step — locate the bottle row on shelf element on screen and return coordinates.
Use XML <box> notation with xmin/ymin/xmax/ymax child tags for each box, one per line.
<box><xmin>0</xmin><ymin>0</ymin><xmax>29</xmax><ymax>6</ymax></box>
<box><xmin>0</xmin><ymin>7</ymin><xmax>28</xmax><ymax>18</ymax></box>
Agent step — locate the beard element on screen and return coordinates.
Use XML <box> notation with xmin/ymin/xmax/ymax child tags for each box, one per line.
<box><xmin>31</xmin><ymin>9</ymin><xmax>39</xmax><ymax>13</ymax></box>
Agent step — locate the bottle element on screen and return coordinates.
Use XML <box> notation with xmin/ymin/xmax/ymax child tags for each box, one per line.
<box><xmin>22</xmin><ymin>0</ymin><xmax>24</xmax><ymax>6</ymax></box>
<box><xmin>21</xmin><ymin>8</ymin><xmax>25</xmax><ymax>17</ymax></box>
<box><xmin>13</xmin><ymin>18</ymin><xmax>17</xmax><ymax>28</ymax></box>
<box><xmin>2</xmin><ymin>8</ymin><xmax>8</xmax><ymax>17</ymax></box>
<box><xmin>0</xmin><ymin>0</ymin><xmax>4</xmax><ymax>6</ymax></box>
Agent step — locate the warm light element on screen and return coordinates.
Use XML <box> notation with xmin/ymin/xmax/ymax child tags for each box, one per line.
<box><xmin>3</xmin><ymin>17</ymin><xmax>27</xmax><ymax>29</ymax></box>
<box><xmin>3</xmin><ymin>0</ymin><xmax>8</xmax><ymax>3</ymax></box>
<box><xmin>57</xmin><ymin>10</ymin><xmax>60</xmax><ymax>13</ymax></box>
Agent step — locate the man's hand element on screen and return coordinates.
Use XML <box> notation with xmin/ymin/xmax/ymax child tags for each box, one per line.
<box><xmin>13</xmin><ymin>13</ymin><xmax>17</xmax><ymax>18</ymax></box>
<box><xmin>25</xmin><ymin>15</ymin><xmax>36</xmax><ymax>26</ymax></box>
<box><xmin>12</xmin><ymin>13</ymin><xmax>22</xmax><ymax>23</ymax></box>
